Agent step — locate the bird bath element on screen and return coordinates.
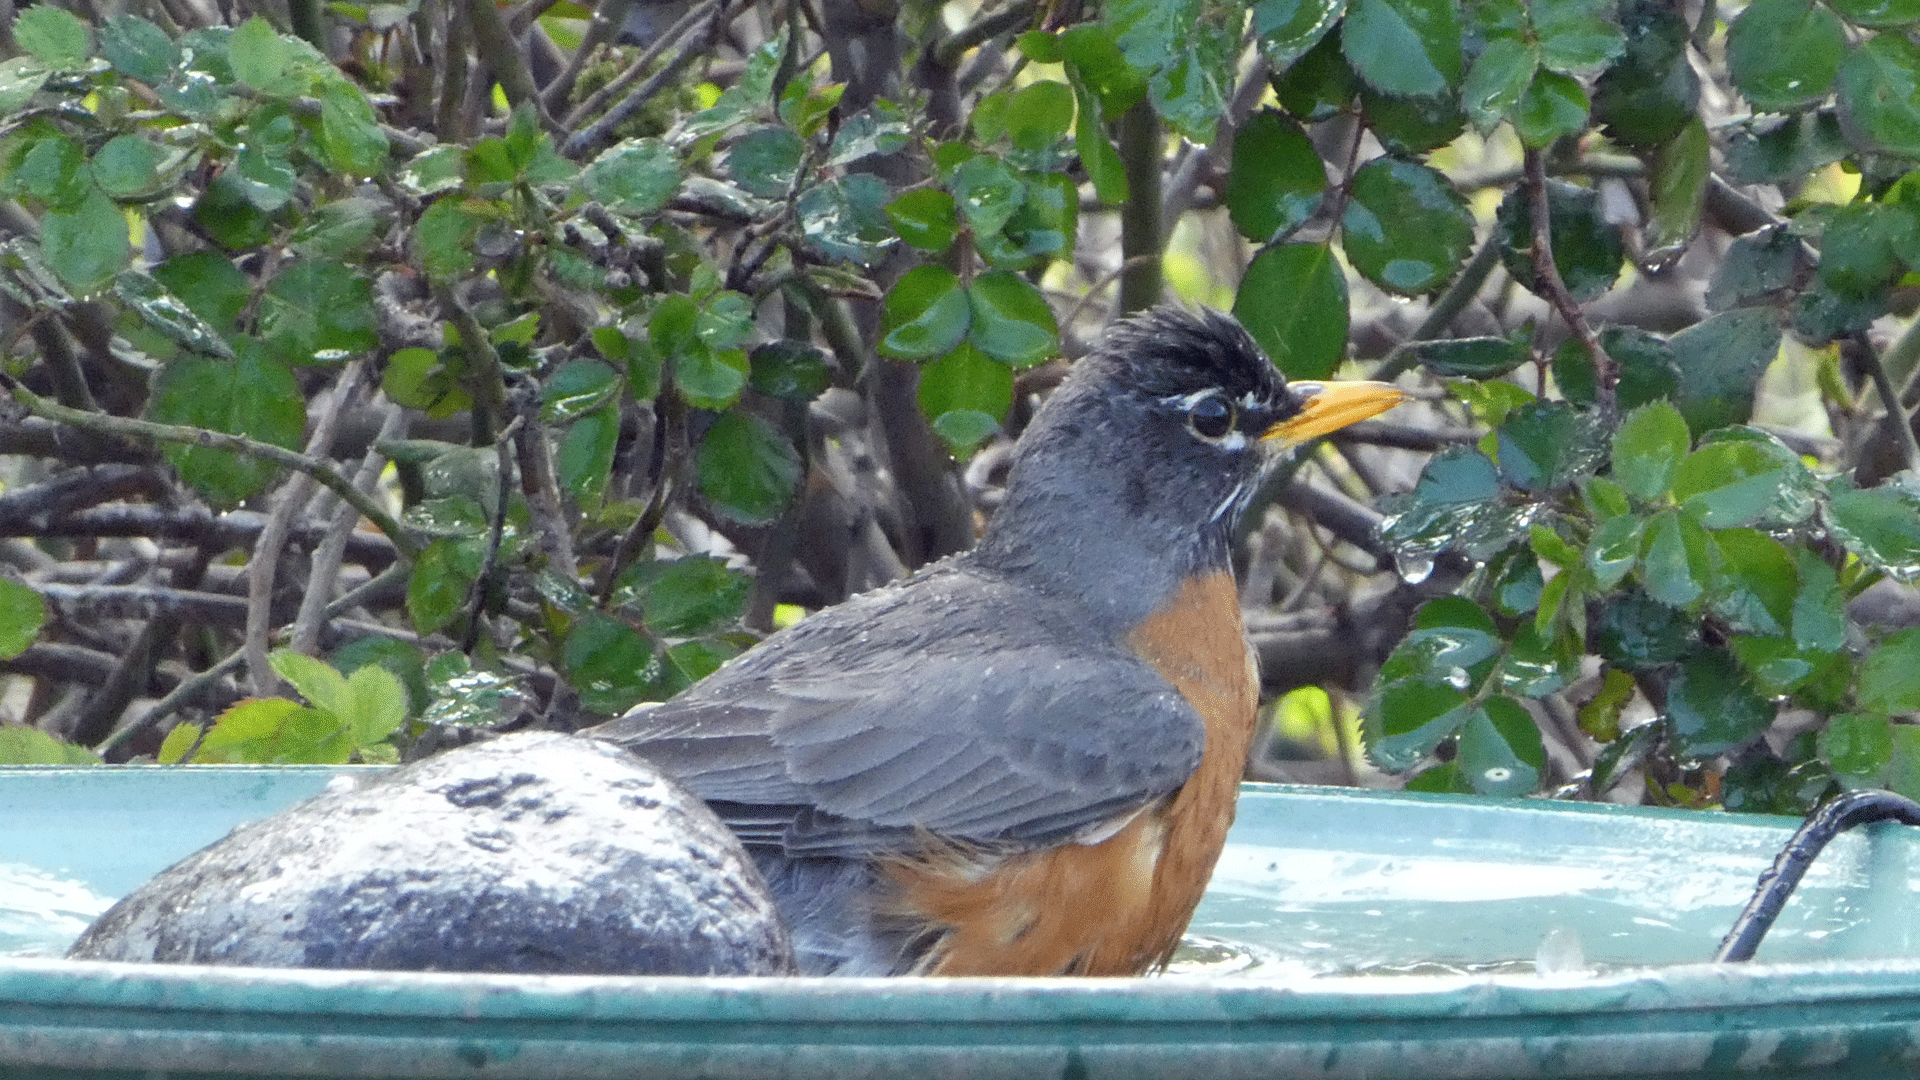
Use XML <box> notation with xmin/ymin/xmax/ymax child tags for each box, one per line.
<box><xmin>6</xmin><ymin>765</ymin><xmax>1920</xmax><ymax>1078</ymax></box>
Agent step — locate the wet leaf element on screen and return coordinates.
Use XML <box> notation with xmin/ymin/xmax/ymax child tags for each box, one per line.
<box><xmin>919</xmin><ymin>342</ymin><xmax>1013</xmax><ymax>453</ymax></box>
<box><xmin>1512</xmin><ymin>69</ymin><xmax>1589</xmax><ymax>148</ymax></box>
<box><xmin>1413</xmin><ymin>335</ymin><xmax>1529</xmax><ymax>379</ymax></box>
<box><xmin>557</xmin><ymin>404</ymin><xmax>618</xmax><ymax>503</ymax></box>
<box><xmin>827</xmin><ymin>103</ymin><xmax>911</xmax><ymax>166</ymax></box>
<box><xmin>1594</xmin><ymin>589</ymin><xmax>1699</xmax><ymax>670</ymax></box>
<box><xmin>113</xmin><ymin>270</ymin><xmax>235</xmax><ymax>359</ymax></box>
<box><xmin>1252</xmin><ymin>0</ymin><xmax>1346</xmax><ymax>69</ymax></box>
<box><xmin>967</xmin><ymin>271</ymin><xmax>1058</xmax><ymax>367</ymax></box>
<box><xmin>563</xmin><ymin>612</ymin><xmax>664</xmax><ymax>715</ymax></box>
<box><xmin>1341</xmin><ymin>0</ymin><xmax>1464</xmax><ymax>98</ymax></box>
<box><xmin>1458</xmin><ymin>696</ymin><xmax>1543</xmax><ymax>796</ymax></box>
<box><xmin>1461</xmin><ymin>35</ymin><xmax>1537</xmax><ymax>132</ymax></box>
<box><xmin>1727</xmin><ymin>0</ymin><xmax>1844</xmax><ymax>112</ymax></box>
<box><xmin>1837</xmin><ymin>35</ymin><xmax>1920</xmax><ymax>159</ymax></box>
<box><xmin>1586</xmin><ymin>513</ymin><xmax>1645</xmax><ymax>588</ymax></box>
<box><xmin>1532</xmin><ymin>0</ymin><xmax>1626</xmax><ymax>71</ymax></box>
<box><xmin>796</xmin><ymin>173</ymin><xmax>895</xmax><ymax>265</ymax></box>
<box><xmin>1273</xmin><ymin>31</ymin><xmax>1360</xmax><ymax>121</ymax></box>
<box><xmin>582</xmin><ymin>138</ymin><xmax>681</xmax><ymax>214</ymax></box>
<box><xmin>1380</xmin><ymin>596</ymin><xmax>1500</xmax><ymax>684</ymax></box>
<box><xmin>727</xmin><ymin>126</ymin><xmax>804</xmax><ymax>198</ymax></box>
<box><xmin>1860</xmin><ymin>628</ymin><xmax>1920</xmax><ymax>713</ymax></box>
<box><xmin>620</xmin><ymin>556</ymin><xmax>752</xmax><ymax>636</ymax></box>
<box><xmin>1610</xmin><ymin>399</ymin><xmax>1690</xmax><ymax>502</ymax></box>
<box><xmin>1667</xmin><ymin>649</ymin><xmax>1774</xmax><ymax>757</ymax></box>
<box><xmin>749</xmin><ymin>340</ymin><xmax>833</xmax><ymax>401</ymax></box>
<box><xmin>99</xmin><ymin>14</ymin><xmax>177</xmax><ymax>84</ymax></box>
<box><xmin>1820</xmin><ymin>712</ymin><xmax>1892</xmax><ymax>784</ymax></box>
<box><xmin>887</xmin><ymin>189</ymin><xmax>960</xmax><ymax>252</ymax></box>
<box><xmin>1233</xmin><ymin>242</ymin><xmax>1348</xmax><ymax>380</ymax></box>
<box><xmin>696</xmin><ymin>412</ymin><xmax>801</xmax><ymax>526</ymax></box>
<box><xmin>949</xmin><ymin>154</ymin><xmax>1027</xmax><ymax>239</ymax></box>
<box><xmin>407</xmin><ymin>537</ymin><xmax>482</xmax><ymax>635</ymax></box>
<box><xmin>1225</xmin><ymin>109</ymin><xmax>1326</xmax><ymax>242</ymax></box>
<box><xmin>1647</xmin><ymin>117</ymin><xmax>1709</xmax><ymax>256</ymax></box>
<box><xmin>1670</xmin><ymin>427</ymin><xmax>1816</xmax><ymax>528</ymax></box>
<box><xmin>1826</xmin><ymin>482</ymin><xmax>1920</xmax><ymax>580</ymax></box>
<box><xmin>261</xmin><ymin>257</ymin><xmax>378</xmax><ymax>363</ymax></box>
<box><xmin>14</xmin><ymin>6</ymin><xmax>92</xmax><ymax>68</ymax></box>
<box><xmin>1792</xmin><ymin>549</ymin><xmax>1847</xmax><ymax>653</ymax></box>
<box><xmin>1503</xmin><ymin>621</ymin><xmax>1573</xmax><ymax>697</ymax></box>
<box><xmin>1366</xmin><ymin>676</ymin><xmax>1473</xmax><ymax>771</ymax></box>
<box><xmin>1341</xmin><ymin>158</ymin><xmax>1474</xmax><ymax>295</ymax></box>
<box><xmin>41</xmin><ymin>187</ymin><xmax>130</xmax><ymax>295</ymax></box>
<box><xmin>1669</xmin><ymin>307</ymin><xmax>1781</xmax><ymax>436</ymax></box>
<box><xmin>1828</xmin><ymin>0</ymin><xmax>1920</xmax><ymax>27</ymax></box>
<box><xmin>1495</xmin><ymin>401</ymin><xmax>1607</xmax><ymax>493</ymax></box>
<box><xmin>315</xmin><ymin>75</ymin><xmax>388</xmax><ymax>176</ymax></box>
<box><xmin>149</xmin><ymin>349</ymin><xmax>306</xmax><ymax>507</ymax></box>
<box><xmin>1818</xmin><ymin>203</ymin><xmax>1916</xmax><ymax>298</ymax></box>
<box><xmin>1495</xmin><ymin>179</ymin><xmax>1625</xmax><ymax>302</ymax></box>
<box><xmin>230</xmin><ymin>15</ymin><xmax>315</xmax><ymax>97</ymax></box>
<box><xmin>1360</xmin><ymin>85</ymin><xmax>1468</xmax><ymax>155</ymax></box>
<box><xmin>1706</xmin><ymin>226</ymin><xmax>1805</xmax><ymax>312</ymax></box>
<box><xmin>1722</xmin><ymin>112</ymin><xmax>1851</xmax><ymax>185</ymax></box>
<box><xmin>1710</xmin><ymin>529</ymin><xmax>1795</xmax><ymax>636</ymax></box>
<box><xmin>1641</xmin><ymin>509</ymin><xmax>1715</xmax><ymax>608</ymax></box>
<box><xmin>880</xmin><ymin>266</ymin><xmax>970</xmax><ymax>360</ymax></box>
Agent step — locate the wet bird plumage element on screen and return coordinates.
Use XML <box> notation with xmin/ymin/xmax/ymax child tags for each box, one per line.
<box><xmin>591</xmin><ymin>306</ymin><xmax>1404</xmax><ymax>975</ymax></box>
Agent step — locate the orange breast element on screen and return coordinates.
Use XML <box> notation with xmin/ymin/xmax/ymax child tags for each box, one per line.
<box><xmin>887</xmin><ymin>572</ymin><xmax>1258</xmax><ymax>976</ymax></box>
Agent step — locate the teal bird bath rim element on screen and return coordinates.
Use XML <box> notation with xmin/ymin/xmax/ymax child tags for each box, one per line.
<box><xmin>6</xmin><ymin>766</ymin><xmax>1920</xmax><ymax>1078</ymax></box>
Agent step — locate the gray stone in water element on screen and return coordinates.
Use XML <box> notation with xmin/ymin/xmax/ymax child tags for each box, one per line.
<box><xmin>67</xmin><ymin>732</ymin><xmax>796</xmax><ymax>975</ymax></box>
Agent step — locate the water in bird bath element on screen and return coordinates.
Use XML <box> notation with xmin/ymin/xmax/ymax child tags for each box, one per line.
<box><xmin>7</xmin><ymin>771</ymin><xmax>1920</xmax><ymax>977</ymax></box>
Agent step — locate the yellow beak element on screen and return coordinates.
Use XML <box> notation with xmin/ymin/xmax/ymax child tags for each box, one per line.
<box><xmin>1261</xmin><ymin>381</ymin><xmax>1410</xmax><ymax>449</ymax></box>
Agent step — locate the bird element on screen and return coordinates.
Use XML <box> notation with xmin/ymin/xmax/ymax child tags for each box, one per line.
<box><xmin>592</xmin><ymin>305</ymin><xmax>1408</xmax><ymax>977</ymax></box>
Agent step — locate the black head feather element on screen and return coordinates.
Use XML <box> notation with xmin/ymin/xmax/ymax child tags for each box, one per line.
<box><xmin>1075</xmin><ymin>306</ymin><xmax>1297</xmax><ymax>419</ymax></box>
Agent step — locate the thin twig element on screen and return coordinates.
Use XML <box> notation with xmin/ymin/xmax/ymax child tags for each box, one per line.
<box><xmin>7</xmin><ymin>385</ymin><xmax>419</xmax><ymax>561</ymax></box>
<box><xmin>291</xmin><ymin>398</ymin><xmax>409</xmax><ymax>656</ymax></box>
<box><xmin>562</xmin><ymin>0</ymin><xmax>717</xmax><ymax>130</ymax></box>
<box><xmin>1859</xmin><ymin>331</ymin><xmax>1920</xmax><ymax>476</ymax></box>
<box><xmin>1523</xmin><ymin>149</ymin><xmax>1618</xmax><ymax>419</ymax></box>
<box><xmin>1376</xmin><ymin>235</ymin><xmax>1504</xmax><ymax>380</ymax></box>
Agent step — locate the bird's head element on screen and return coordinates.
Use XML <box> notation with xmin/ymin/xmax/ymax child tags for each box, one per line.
<box><xmin>974</xmin><ymin>307</ymin><xmax>1407</xmax><ymax>595</ymax></box>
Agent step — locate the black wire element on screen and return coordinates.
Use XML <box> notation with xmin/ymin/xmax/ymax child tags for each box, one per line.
<box><xmin>1715</xmin><ymin>788</ymin><xmax>1920</xmax><ymax>963</ymax></box>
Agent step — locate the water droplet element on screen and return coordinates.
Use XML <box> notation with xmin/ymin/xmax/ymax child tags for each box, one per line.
<box><xmin>1446</xmin><ymin>666</ymin><xmax>1472</xmax><ymax>689</ymax></box>
<box><xmin>1395</xmin><ymin>552</ymin><xmax>1435</xmax><ymax>585</ymax></box>
<box><xmin>1534</xmin><ymin>926</ymin><xmax>1589</xmax><ymax>975</ymax></box>
<box><xmin>1483</xmin><ymin>766</ymin><xmax>1513</xmax><ymax>782</ymax></box>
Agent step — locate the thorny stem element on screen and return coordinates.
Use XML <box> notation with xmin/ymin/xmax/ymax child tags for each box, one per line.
<box><xmin>1524</xmin><ymin>149</ymin><xmax>1618</xmax><ymax>420</ymax></box>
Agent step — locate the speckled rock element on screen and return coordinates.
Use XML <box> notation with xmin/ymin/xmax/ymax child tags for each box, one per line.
<box><xmin>68</xmin><ymin>732</ymin><xmax>796</xmax><ymax>975</ymax></box>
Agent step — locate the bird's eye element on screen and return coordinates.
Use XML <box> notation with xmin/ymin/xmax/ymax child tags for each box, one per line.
<box><xmin>1186</xmin><ymin>394</ymin><xmax>1236</xmax><ymax>440</ymax></box>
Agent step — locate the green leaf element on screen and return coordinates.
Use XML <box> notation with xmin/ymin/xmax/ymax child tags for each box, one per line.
<box><xmin>99</xmin><ymin>14</ymin><xmax>177</xmax><ymax>84</ymax></box>
<box><xmin>230</xmin><ymin>15</ymin><xmax>314</xmax><ymax>97</ymax></box>
<box><xmin>270</xmin><ymin>650</ymin><xmax>351</xmax><ymax>717</ymax></box>
<box><xmin>1670</xmin><ymin>428</ymin><xmax>1816</xmax><ymax>528</ymax></box>
<box><xmin>197</xmin><ymin>698</ymin><xmax>352</xmax><ymax>765</ymax></box>
<box><xmin>382</xmin><ymin>347</ymin><xmax>471</xmax><ymax>418</ymax></box>
<box><xmin>1413</xmin><ymin>336</ymin><xmax>1529</xmax><ymax>379</ymax></box>
<box><xmin>1495</xmin><ymin>180</ymin><xmax>1624</xmax><ymax>302</ymax></box>
<box><xmin>340</xmin><ymin>662</ymin><xmax>407</xmax><ymax>746</ymax></box>
<box><xmin>406</xmin><ymin>537</ymin><xmax>481</xmax><ymax>635</ymax></box>
<box><xmin>828</xmin><ymin>103</ymin><xmax>911</xmax><ymax>166</ymax></box>
<box><xmin>1461</xmin><ymin>36</ymin><xmax>1538</xmax><ymax>132</ymax></box>
<box><xmin>1641</xmin><ymin>509</ymin><xmax>1714</xmax><ymax>608</ymax></box>
<box><xmin>796</xmin><ymin>173</ymin><xmax>895</xmax><ymax>265</ymax></box>
<box><xmin>677</xmin><ymin>345</ymin><xmax>749</xmax><ymax>410</ymax></box>
<box><xmin>1586</xmin><ymin>513</ymin><xmax>1646</xmax><ymax>588</ymax></box>
<box><xmin>1379</xmin><ymin>446</ymin><xmax>1538</xmax><ymax>560</ymax></box>
<box><xmin>152</xmin><ymin>252</ymin><xmax>249</xmax><ymax>332</ymax></box>
<box><xmin>1826</xmin><ymin>482</ymin><xmax>1920</xmax><ymax>580</ymax></box>
<box><xmin>1593</xmin><ymin>589</ymin><xmax>1699</xmax><ymax>670</ymax></box>
<box><xmin>113</xmin><ymin>270</ymin><xmax>235</xmax><ymax>360</ymax></box>
<box><xmin>1860</xmin><ymin>628</ymin><xmax>1920</xmax><ymax>713</ymax></box>
<box><xmin>149</xmin><ymin>350</ymin><xmax>306</xmax><ymax>506</ymax></box>
<box><xmin>1495</xmin><ymin>401</ymin><xmax>1608</xmax><ymax>492</ymax></box>
<box><xmin>1723</xmin><ymin>112</ymin><xmax>1851</xmax><ymax>186</ymax></box>
<box><xmin>1366</xmin><ymin>677</ymin><xmax>1473</xmax><ymax>771</ymax></box>
<box><xmin>1341</xmin><ymin>0</ymin><xmax>1464</xmax><ymax>98</ymax></box>
<box><xmin>1818</xmin><ymin>203</ymin><xmax>1916</xmax><ymax>297</ymax></box>
<box><xmin>967</xmin><ymin>272</ymin><xmax>1058</xmax><ymax>367</ymax></box>
<box><xmin>1225</xmin><ymin>109</ymin><xmax>1326</xmax><ymax>243</ymax></box>
<box><xmin>581</xmin><ymin>138</ymin><xmax>681</xmax><ymax>214</ymax></box>
<box><xmin>1820</xmin><ymin>712</ymin><xmax>1892</xmax><ymax>784</ymax></box>
<box><xmin>1667</xmin><ymin>650</ymin><xmax>1774</xmax><ymax>757</ymax></box>
<box><xmin>919</xmin><ymin>342</ymin><xmax>1013</xmax><ymax>453</ymax></box>
<box><xmin>7</xmin><ymin>133</ymin><xmax>89</xmax><ymax>208</ymax></box>
<box><xmin>1729</xmin><ymin>634</ymin><xmax>1840</xmax><ymax>698</ymax></box>
<box><xmin>1647</xmin><ymin>118</ymin><xmax>1710</xmax><ymax>258</ymax></box>
<box><xmin>261</xmin><ymin>258</ymin><xmax>377</xmax><ymax>363</ymax></box>
<box><xmin>1611</xmin><ymin>399</ymin><xmax>1690</xmax><ymax>502</ymax></box>
<box><xmin>542</xmin><ymin>360</ymin><xmax>620</xmax><ymax>422</ymax></box>
<box><xmin>0</xmin><ymin>726</ymin><xmax>98</xmax><ymax>765</ymax></box>
<box><xmin>1458</xmin><ymin>697</ymin><xmax>1543</xmax><ymax>796</ymax></box>
<box><xmin>1512</xmin><ymin>69</ymin><xmax>1589</xmax><ymax>148</ymax></box>
<box><xmin>880</xmin><ymin>266</ymin><xmax>970</xmax><ymax>360</ymax></box>
<box><xmin>976</xmin><ymin>172</ymin><xmax>1076</xmax><ymax>269</ymax></box>
<box><xmin>1107</xmin><ymin>0</ymin><xmax>1240</xmax><ymax>141</ymax></box>
<box><xmin>1379</xmin><ymin>596</ymin><xmax>1500</xmax><ymax>684</ymax></box>
<box><xmin>13</xmin><ymin>6</ymin><xmax>92</xmax><ymax>68</ymax></box>
<box><xmin>697</xmin><ymin>412</ymin><xmax>801</xmax><ymax>526</ymax></box>
<box><xmin>0</xmin><ymin>578</ymin><xmax>46</xmax><ymax>660</ymax></box>
<box><xmin>749</xmin><ymin>340</ymin><xmax>833</xmax><ymax>401</ymax></box>
<box><xmin>1792</xmin><ymin>549</ymin><xmax>1847</xmax><ymax>653</ymax></box>
<box><xmin>1273</xmin><ymin>31</ymin><xmax>1361</xmax><ymax>121</ymax></box>
<box><xmin>1252</xmin><ymin>0</ymin><xmax>1346</xmax><ymax>69</ymax></box>
<box><xmin>1233</xmin><ymin>242</ymin><xmax>1349</xmax><ymax>380</ymax></box>
<box><xmin>91</xmin><ymin>135</ymin><xmax>172</xmax><ymax>201</ymax></box>
<box><xmin>949</xmin><ymin>154</ymin><xmax>1027</xmax><ymax>239</ymax></box>
<box><xmin>727</xmin><ymin>126</ymin><xmax>805</xmax><ymax>198</ymax></box>
<box><xmin>1669</xmin><ymin>308</ymin><xmax>1782</xmax><ymax>436</ymax></box>
<box><xmin>1709</xmin><ymin>528</ymin><xmax>1795</xmax><ymax>637</ymax></box>
<box><xmin>563</xmin><ymin>611</ymin><xmax>664</xmax><ymax>715</ymax></box>
<box><xmin>1531</xmin><ymin>0</ymin><xmax>1626</xmax><ymax>71</ymax></box>
<box><xmin>1837</xmin><ymin>35</ymin><xmax>1920</xmax><ymax>159</ymax></box>
<box><xmin>1555</xmin><ymin>325</ymin><xmax>1681</xmax><ymax>410</ymax></box>
<box><xmin>996</xmin><ymin>80</ymin><xmax>1076</xmax><ymax>153</ymax></box>
<box><xmin>41</xmin><ymin>187</ymin><xmax>130</xmax><ymax>295</ymax></box>
<box><xmin>1827</xmin><ymin>0</ymin><xmax>1920</xmax><ymax>28</ymax></box>
<box><xmin>1727</xmin><ymin>0</ymin><xmax>1845</xmax><ymax>112</ymax></box>
<box><xmin>0</xmin><ymin>56</ymin><xmax>51</xmax><ymax>114</ymax></box>
<box><xmin>1340</xmin><ymin>158</ymin><xmax>1473</xmax><ymax>295</ymax></box>
<box><xmin>557</xmin><ymin>404</ymin><xmax>619</xmax><ymax>503</ymax></box>
<box><xmin>315</xmin><ymin>75</ymin><xmax>389</xmax><ymax>176</ymax></box>
<box><xmin>623</xmin><ymin>556</ymin><xmax>752</xmax><ymax>636</ymax></box>
<box><xmin>1706</xmin><ymin>226</ymin><xmax>1805</xmax><ymax>312</ymax></box>
<box><xmin>1072</xmin><ymin>80</ymin><xmax>1129</xmax><ymax>205</ymax></box>
<box><xmin>887</xmin><ymin>189</ymin><xmax>960</xmax><ymax>251</ymax></box>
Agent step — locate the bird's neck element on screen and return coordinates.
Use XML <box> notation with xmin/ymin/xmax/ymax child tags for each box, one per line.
<box><xmin>969</xmin><ymin>484</ymin><xmax>1237</xmax><ymax>637</ymax></box>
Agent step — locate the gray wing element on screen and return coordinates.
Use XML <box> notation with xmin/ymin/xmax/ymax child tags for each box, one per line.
<box><xmin>588</xmin><ymin>565</ymin><xmax>1205</xmax><ymax>857</ymax></box>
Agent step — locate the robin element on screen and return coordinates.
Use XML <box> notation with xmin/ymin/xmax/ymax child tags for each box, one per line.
<box><xmin>593</xmin><ymin>305</ymin><xmax>1408</xmax><ymax>977</ymax></box>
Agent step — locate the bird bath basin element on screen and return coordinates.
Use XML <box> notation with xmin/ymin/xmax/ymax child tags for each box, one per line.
<box><xmin>5</xmin><ymin>765</ymin><xmax>1920</xmax><ymax>1078</ymax></box>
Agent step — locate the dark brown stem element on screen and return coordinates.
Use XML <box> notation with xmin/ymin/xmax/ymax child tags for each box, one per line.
<box><xmin>1524</xmin><ymin>149</ymin><xmax>1618</xmax><ymax>419</ymax></box>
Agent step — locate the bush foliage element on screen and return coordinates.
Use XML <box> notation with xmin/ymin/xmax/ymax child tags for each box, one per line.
<box><xmin>1</xmin><ymin>0</ymin><xmax>1919</xmax><ymax>816</ymax></box>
